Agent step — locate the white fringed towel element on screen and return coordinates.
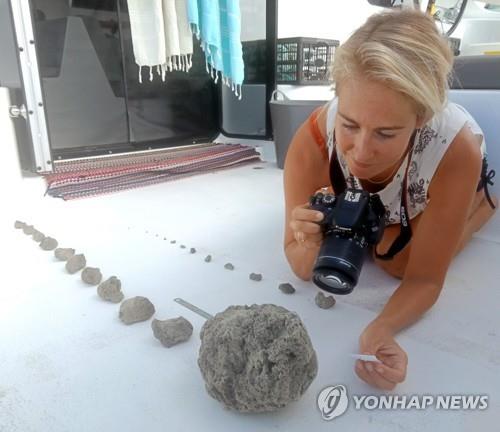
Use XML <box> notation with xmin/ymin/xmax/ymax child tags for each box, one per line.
<box><xmin>127</xmin><ymin>0</ymin><xmax>193</xmax><ymax>82</ymax></box>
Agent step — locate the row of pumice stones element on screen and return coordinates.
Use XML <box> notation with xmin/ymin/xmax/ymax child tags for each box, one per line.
<box><xmin>14</xmin><ymin>220</ymin><xmax>336</xmax><ymax>345</ymax></box>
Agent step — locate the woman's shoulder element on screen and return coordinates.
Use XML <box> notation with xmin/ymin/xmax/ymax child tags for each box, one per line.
<box><xmin>427</xmin><ymin>100</ymin><xmax>480</xmax><ymax>140</ymax></box>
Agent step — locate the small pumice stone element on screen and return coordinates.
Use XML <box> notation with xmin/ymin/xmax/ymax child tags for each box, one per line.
<box><xmin>40</xmin><ymin>237</ymin><xmax>58</xmax><ymax>251</ymax></box>
<box><xmin>81</xmin><ymin>267</ymin><xmax>103</xmax><ymax>285</ymax></box>
<box><xmin>32</xmin><ymin>230</ymin><xmax>46</xmax><ymax>243</ymax></box>
<box><xmin>151</xmin><ymin>317</ymin><xmax>193</xmax><ymax>347</ymax></box>
<box><xmin>249</xmin><ymin>273</ymin><xmax>263</xmax><ymax>281</ymax></box>
<box><xmin>278</xmin><ymin>283</ymin><xmax>296</xmax><ymax>294</ymax></box>
<box><xmin>97</xmin><ymin>276</ymin><xmax>124</xmax><ymax>303</ymax></box>
<box><xmin>65</xmin><ymin>254</ymin><xmax>86</xmax><ymax>274</ymax></box>
<box><xmin>54</xmin><ymin>248</ymin><xmax>75</xmax><ymax>261</ymax></box>
<box><xmin>14</xmin><ymin>221</ymin><xmax>26</xmax><ymax>229</ymax></box>
<box><xmin>119</xmin><ymin>296</ymin><xmax>155</xmax><ymax>324</ymax></box>
<box><xmin>23</xmin><ymin>225</ymin><xmax>35</xmax><ymax>235</ymax></box>
<box><xmin>315</xmin><ymin>292</ymin><xmax>336</xmax><ymax>309</ymax></box>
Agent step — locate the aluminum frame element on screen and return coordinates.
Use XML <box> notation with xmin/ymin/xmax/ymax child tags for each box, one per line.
<box><xmin>9</xmin><ymin>0</ymin><xmax>52</xmax><ymax>173</ymax></box>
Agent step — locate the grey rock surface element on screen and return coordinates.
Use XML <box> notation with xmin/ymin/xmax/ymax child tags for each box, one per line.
<box><xmin>180</xmin><ymin>245</ymin><xmax>186</xmax><ymax>249</ymax></box>
<box><xmin>40</xmin><ymin>237</ymin><xmax>58</xmax><ymax>251</ymax></box>
<box><xmin>97</xmin><ymin>276</ymin><xmax>124</xmax><ymax>303</ymax></box>
<box><xmin>278</xmin><ymin>283</ymin><xmax>296</xmax><ymax>294</ymax></box>
<box><xmin>204</xmin><ymin>255</ymin><xmax>212</xmax><ymax>263</ymax></box>
<box><xmin>170</xmin><ymin>240</ymin><xmax>176</xmax><ymax>244</ymax></box>
<box><xmin>32</xmin><ymin>230</ymin><xmax>45</xmax><ymax>243</ymax></box>
<box><xmin>119</xmin><ymin>296</ymin><xmax>155</xmax><ymax>324</ymax></box>
<box><xmin>198</xmin><ymin>304</ymin><xmax>318</xmax><ymax>412</ymax></box>
<box><xmin>65</xmin><ymin>254</ymin><xmax>86</xmax><ymax>274</ymax></box>
<box><xmin>249</xmin><ymin>273</ymin><xmax>262</xmax><ymax>281</ymax></box>
<box><xmin>224</xmin><ymin>263</ymin><xmax>234</xmax><ymax>271</ymax></box>
<box><xmin>190</xmin><ymin>248</ymin><xmax>196</xmax><ymax>254</ymax></box>
<box><xmin>152</xmin><ymin>317</ymin><xmax>193</xmax><ymax>347</ymax></box>
<box><xmin>315</xmin><ymin>292</ymin><xmax>336</xmax><ymax>309</ymax></box>
<box><xmin>81</xmin><ymin>267</ymin><xmax>103</xmax><ymax>285</ymax></box>
<box><xmin>14</xmin><ymin>221</ymin><xmax>26</xmax><ymax>229</ymax></box>
<box><xmin>23</xmin><ymin>225</ymin><xmax>35</xmax><ymax>235</ymax></box>
<box><xmin>54</xmin><ymin>248</ymin><xmax>75</xmax><ymax>261</ymax></box>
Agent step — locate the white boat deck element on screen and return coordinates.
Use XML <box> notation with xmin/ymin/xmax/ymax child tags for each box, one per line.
<box><xmin>1</xmin><ymin>138</ymin><xmax>499</xmax><ymax>430</ymax></box>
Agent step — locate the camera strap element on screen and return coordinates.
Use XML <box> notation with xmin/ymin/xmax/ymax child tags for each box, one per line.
<box><xmin>329</xmin><ymin>133</ymin><xmax>415</xmax><ymax>261</ymax></box>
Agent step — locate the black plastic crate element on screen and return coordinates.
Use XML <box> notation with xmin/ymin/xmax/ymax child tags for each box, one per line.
<box><xmin>276</xmin><ymin>37</ymin><xmax>339</xmax><ymax>85</ymax></box>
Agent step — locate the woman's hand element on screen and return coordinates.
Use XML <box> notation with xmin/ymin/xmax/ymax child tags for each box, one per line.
<box><xmin>289</xmin><ymin>202</ymin><xmax>324</xmax><ymax>250</ymax></box>
<box><xmin>355</xmin><ymin>321</ymin><xmax>408</xmax><ymax>390</ymax></box>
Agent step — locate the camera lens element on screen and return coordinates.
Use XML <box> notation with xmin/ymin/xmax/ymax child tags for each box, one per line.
<box><xmin>312</xmin><ymin>236</ymin><xmax>366</xmax><ymax>295</ymax></box>
<box><xmin>313</xmin><ymin>271</ymin><xmax>354</xmax><ymax>294</ymax></box>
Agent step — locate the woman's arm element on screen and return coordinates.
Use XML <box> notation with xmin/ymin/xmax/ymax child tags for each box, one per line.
<box><xmin>372</xmin><ymin>125</ymin><xmax>483</xmax><ymax>334</ymax></box>
<box><xmin>283</xmin><ymin>105</ymin><xmax>330</xmax><ymax>280</ymax></box>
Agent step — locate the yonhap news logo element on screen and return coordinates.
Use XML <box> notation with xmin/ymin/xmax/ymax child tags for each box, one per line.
<box><xmin>317</xmin><ymin>385</ymin><xmax>349</xmax><ymax>420</ymax></box>
<box><xmin>317</xmin><ymin>385</ymin><xmax>488</xmax><ymax>421</ymax></box>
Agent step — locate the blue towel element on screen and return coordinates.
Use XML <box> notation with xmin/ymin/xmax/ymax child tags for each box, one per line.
<box><xmin>187</xmin><ymin>0</ymin><xmax>244</xmax><ymax>98</ymax></box>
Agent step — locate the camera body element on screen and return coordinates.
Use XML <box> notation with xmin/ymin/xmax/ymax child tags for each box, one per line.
<box><xmin>309</xmin><ymin>188</ymin><xmax>386</xmax><ymax>294</ymax></box>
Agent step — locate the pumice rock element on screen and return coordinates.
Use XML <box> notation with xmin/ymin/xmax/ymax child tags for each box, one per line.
<box><xmin>97</xmin><ymin>276</ymin><xmax>124</xmax><ymax>303</ymax></box>
<box><xmin>315</xmin><ymin>292</ymin><xmax>336</xmax><ymax>309</ymax></box>
<box><xmin>190</xmin><ymin>248</ymin><xmax>196</xmax><ymax>254</ymax></box>
<box><xmin>170</xmin><ymin>240</ymin><xmax>176</xmax><ymax>244</ymax></box>
<box><xmin>180</xmin><ymin>245</ymin><xmax>186</xmax><ymax>249</ymax></box>
<box><xmin>23</xmin><ymin>225</ymin><xmax>35</xmax><ymax>235</ymax></box>
<box><xmin>278</xmin><ymin>283</ymin><xmax>296</xmax><ymax>294</ymax></box>
<box><xmin>32</xmin><ymin>230</ymin><xmax>46</xmax><ymax>243</ymax></box>
<box><xmin>54</xmin><ymin>248</ymin><xmax>75</xmax><ymax>261</ymax></box>
<box><xmin>119</xmin><ymin>296</ymin><xmax>155</xmax><ymax>324</ymax></box>
<box><xmin>152</xmin><ymin>317</ymin><xmax>193</xmax><ymax>347</ymax></box>
<box><xmin>14</xmin><ymin>221</ymin><xmax>26</xmax><ymax>229</ymax></box>
<box><xmin>204</xmin><ymin>255</ymin><xmax>212</xmax><ymax>263</ymax></box>
<box><xmin>224</xmin><ymin>263</ymin><xmax>234</xmax><ymax>270</ymax></box>
<box><xmin>40</xmin><ymin>237</ymin><xmax>58</xmax><ymax>251</ymax></box>
<box><xmin>198</xmin><ymin>304</ymin><xmax>318</xmax><ymax>413</ymax></box>
<box><xmin>81</xmin><ymin>267</ymin><xmax>103</xmax><ymax>285</ymax></box>
<box><xmin>249</xmin><ymin>273</ymin><xmax>262</xmax><ymax>281</ymax></box>
<box><xmin>66</xmin><ymin>254</ymin><xmax>86</xmax><ymax>274</ymax></box>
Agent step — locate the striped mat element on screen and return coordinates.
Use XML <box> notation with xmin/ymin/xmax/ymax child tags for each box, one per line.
<box><xmin>44</xmin><ymin>143</ymin><xmax>262</xmax><ymax>200</ymax></box>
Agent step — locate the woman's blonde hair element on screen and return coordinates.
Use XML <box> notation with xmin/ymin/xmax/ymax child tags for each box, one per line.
<box><xmin>330</xmin><ymin>9</ymin><xmax>453</xmax><ymax>120</ymax></box>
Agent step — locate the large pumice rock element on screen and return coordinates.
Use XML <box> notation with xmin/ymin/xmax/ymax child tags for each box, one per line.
<box><xmin>198</xmin><ymin>304</ymin><xmax>318</xmax><ymax>413</ymax></box>
<box><xmin>119</xmin><ymin>296</ymin><xmax>155</xmax><ymax>324</ymax></box>
<box><xmin>152</xmin><ymin>317</ymin><xmax>193</xmax><ymax>347</ymax></box>
<box><xmin>97</xmin><ymin>276</ymin><xmax>124</xmax><ymax>303</ymax></box>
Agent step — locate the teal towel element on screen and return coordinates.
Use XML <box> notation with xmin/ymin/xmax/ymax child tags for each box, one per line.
<box><xmin>188</xmin><ymin>0</ymin><xmax>244</xmax><ymax>98</ymax></box>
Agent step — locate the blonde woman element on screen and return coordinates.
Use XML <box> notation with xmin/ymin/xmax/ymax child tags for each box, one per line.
<box><xmin>283</xmin><ymin>9</ymin><xmax>497</xmax><ymax>390</ymax></box>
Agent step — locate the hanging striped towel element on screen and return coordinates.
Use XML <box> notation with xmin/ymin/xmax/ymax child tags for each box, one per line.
<box><xmin>187</xmin><ymin>0</ymin><xmax>245</xmax><ymax>99</ymax></box>
<box><xmin>127</xmin><ymin>0</ymin><xmax>193</xmax><ymax>82</ymax></box>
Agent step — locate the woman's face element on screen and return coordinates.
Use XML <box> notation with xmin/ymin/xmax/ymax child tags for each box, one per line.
<box><xmin>335</xmin><ymin>76</ymin><xmax>423</xmax><ymax>181</ymax></box>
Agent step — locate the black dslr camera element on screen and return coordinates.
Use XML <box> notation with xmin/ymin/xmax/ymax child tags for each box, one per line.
<box><xmin>309</xmin><ymin>188</ymin><xmax>386</xmax><ymax>295</ymax></box>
